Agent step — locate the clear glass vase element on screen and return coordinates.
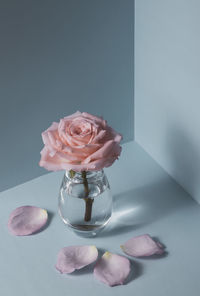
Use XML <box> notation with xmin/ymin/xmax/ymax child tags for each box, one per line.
<box><xmin>58</xmin><ymin>170</ymin><xmax>112</xmax><ymax>237</ymax></box>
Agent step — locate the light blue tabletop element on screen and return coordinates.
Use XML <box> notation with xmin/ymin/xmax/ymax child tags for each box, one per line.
<box><xmin>1</xmin><ymin>141</ymin><xmax>200</xmax><ymax>296</ymax></box>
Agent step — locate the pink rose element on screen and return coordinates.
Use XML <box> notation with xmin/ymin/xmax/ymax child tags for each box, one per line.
<box><xmin>39</xmin><ymin>111</ymin><xmax>122</xmax><ymax>172</ymax></box>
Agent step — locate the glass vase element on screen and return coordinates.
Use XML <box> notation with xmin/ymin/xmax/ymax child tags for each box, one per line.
<box><xmin>58</xmin><ymin>170</ymin><xmax>112</xmax><ymax>237</ymax></box>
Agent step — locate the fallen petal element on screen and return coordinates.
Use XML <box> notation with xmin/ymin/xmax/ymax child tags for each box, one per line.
<box><xmin>121</xmin><ymin>234</ymin><xmax>164</xmax><ymax>257</ymax></box>
<box><xmin>94</xmin><ymin>252</ymin><xmax>131</xmax><ymax>286</ymax></box>
<box><xmin>55</xmin><ymin>245</ymin><xmax>98</xmax><ymax>274</ymax></box>
<box><xmin>8</xmin><ymin>206</ymin><xmax>48</xmax><ymax>236</ymax></box>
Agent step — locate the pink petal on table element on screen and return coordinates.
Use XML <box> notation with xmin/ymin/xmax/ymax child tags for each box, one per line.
<box><xmin>121</xmin><ymin>234</ymin><xmax>164</xmax><ymax>257</ymax></box>
<box><xmin>94</xmin><ymin>252</ymin><xmax>131</xmax><ymax>286</ymax></box>
<box><xmin>55</xmin><ymin>245</ymin><xmax>98</xmax><ymax>274</ymax></box>
<box><xmin>8</xmin><ymin>206</ymin><xmax>48</xmax><ymax>236</ymax></box>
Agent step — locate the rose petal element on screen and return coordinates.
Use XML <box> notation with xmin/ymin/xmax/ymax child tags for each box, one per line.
<box><xmin>40</xmin><ymin>144</ymin><xmax>113</xmax><ymax>172</ymax></box>
<box><xmin>39</xmin><ymin>146</ymin><xmax>105</xmax><ymax>171</ymax></box>
<box><xmin>62</xmin><ymin>143</ymin><xmax>101</xmax><ymax>157</ymax></box>
<box><xmin>86</xmin><ymin>156</ymin><xmax>117</xmax><ymax>170</ymax></box>
<box><xmin>8</xmin><ymin>206</ymin><xmax>48</xmax><ymax>236</ymax></box>
<box><xmin>121</xmin><ymin>234</ymin><xmax>164</xmax><ymax>257</ymax></box>
<box><xmin>92</xmin><ymin>129</ymin><xmax>107</xmax><ymax>144</ymax></box>
<box><xmin>82</xmin><ymin>112</ymin><xmax>106</xmax><ymax>128</ymax></box>
<box><xmin>82</xmin><ymin>140</ymin><xmax>121</xmax><ymax>164</ymax></box>
<box><xmin>56</xmin><ymin>151</ymin><xmax>85</xmax><ymax>163</ymax></box>
<box><xmin>63</xmin><ymin>111</ymin><xmax>82</xmax><ymax>121</ymax></box>
<box><xmin>41</xmin><ymin>122</ymin><xmax>60</xmax><ymax>156</ymax></box>
<box><xmin>55</xmin><ymin>245</ymin><xmax>98</xmax><ymax>274</ymax></box>
<box><xmin>94</xmin><ymin>252</ymin><xmax>131</xmax><ymax>286</ymax></box>
<box><xmin>106</xmin><ymin>126</ymin><xmax>123</xmax><ymax>143</ymax></box>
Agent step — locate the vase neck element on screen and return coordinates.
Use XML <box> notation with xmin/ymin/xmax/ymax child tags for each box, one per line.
<box><xmin>65</xmin><ymin>170</ymin><xmax>104</xmax><ymax>180</ymax></box>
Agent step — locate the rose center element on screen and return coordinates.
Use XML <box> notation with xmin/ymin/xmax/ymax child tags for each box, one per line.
<box><xmin>73</xmin><ymin>127</ymin><xmax>82</xmax><ymax>135</ymax></box>
<box><xmin>69</xmin><ymin>120</ymin><xmax>92</xmax><ymax>137</ymax></box>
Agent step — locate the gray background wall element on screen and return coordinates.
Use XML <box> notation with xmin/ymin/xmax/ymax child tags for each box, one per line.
<box><xmin>135</xmin><ymin>0</ymin><xmax>200</xmax><ymax>203</ymax></box>
<box><xmin>0</xmin><ymin>0</ymin><xmax>134</xmax><ymax>191</ymax></box>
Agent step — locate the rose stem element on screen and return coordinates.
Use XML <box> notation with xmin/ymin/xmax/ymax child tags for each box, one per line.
<box><xmin>69</xmin><ymin>170</ymin><xmax>76</xmax><ymax>178</ymax></box>
<box><xmin>82</xmin><ymin>171</ymin><xmax>93</xmax><ymax>222</ymax></box>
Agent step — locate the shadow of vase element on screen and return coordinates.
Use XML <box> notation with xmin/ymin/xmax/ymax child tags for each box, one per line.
<box><xmin>100</xmin><ymin>177</ymin><xmax>189</xmax><ymax>237</ymax></box>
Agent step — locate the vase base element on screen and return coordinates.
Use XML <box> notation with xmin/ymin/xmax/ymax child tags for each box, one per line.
<box><xmin>59</xmin><ymin>211</ymin><xmax>111</xmax><ymax>238</ymax></box>
<box><xmin>72</xmin><ymin>228</ymin><xmax>100</xmax><ymax>238</ymax></box>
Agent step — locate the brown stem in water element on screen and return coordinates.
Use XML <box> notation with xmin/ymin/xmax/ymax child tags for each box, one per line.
<box><xmin>82</xmin><ymin>171</ymin><xmax>93</xmax><ymax>222</ymax></box>
<box><xmin>84</xmin><ymin>198</ymin><xmax>94</xmax><ymax>222</ymax></box>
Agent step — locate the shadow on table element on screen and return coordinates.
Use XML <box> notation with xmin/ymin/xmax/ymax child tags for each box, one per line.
<box><xmin>99</xmin><ymin>177</ymin><xmax>190</xmax><ymax>238</ymax></box>
<box><xmin>125</xmin><ymin>259</ymin><xmax>143</xmax><ymax>284</ymax></box>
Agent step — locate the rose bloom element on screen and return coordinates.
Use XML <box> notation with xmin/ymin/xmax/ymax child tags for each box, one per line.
<box><xmin>39</xmin><ymin>111</ymin><xmax>122</xmax><ymax>172</ymax></box>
